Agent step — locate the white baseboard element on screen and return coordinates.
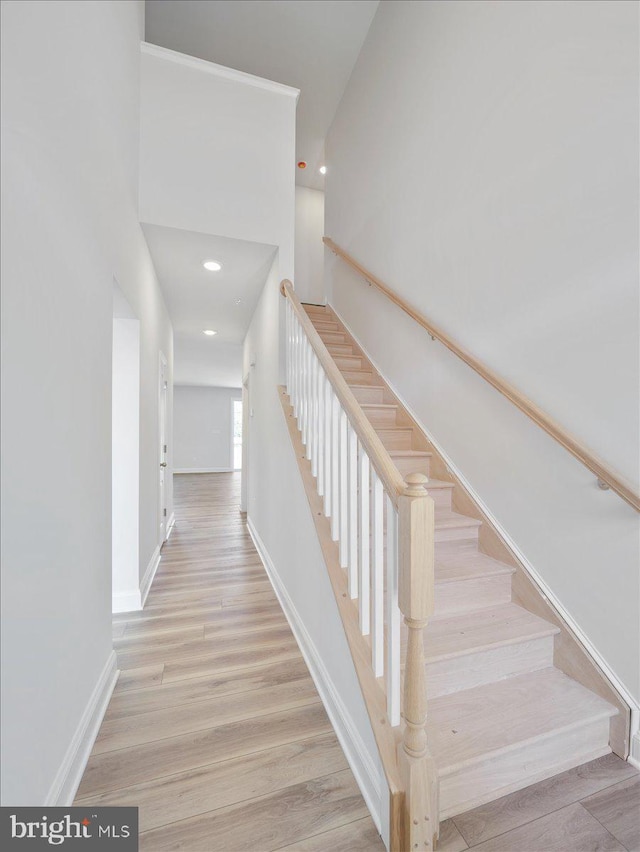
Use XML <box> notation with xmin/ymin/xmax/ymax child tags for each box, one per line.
<box><xmin>140</xmin><ymin>545</ymin><xmax>161</xmax><ymax>607</ymax></box>
<box><xmin>247</xmin><ymin>517</ymin><xmax>383</xmax><ymax>835</ymax></box>
<box><xmin>45</xmin><ymin>651</ymin><xmax>118</xmax><ymax>805</ymax></box>
<box><xmin>333</xmin><ymin>304</ymin><xmax>640</xmax><ymax>760</ymax></box>
<box><xmin>166</xmin><ymin>511</ymin><xmax>176</xmax><ymax>539</ymax></box>
<box><xmin>629</xmin><ymin>729</ymin><xmax>640</xmax><ymax>771</ymax></box>
<box><xmin>112</xmin><ymin>588</ymin><xmax>142</xmax><ymax>613</ymax></box>
<box><xmin>174</xmin><ymin>468</ymin><xmax>233</xmax><ymax>474</ymax></box>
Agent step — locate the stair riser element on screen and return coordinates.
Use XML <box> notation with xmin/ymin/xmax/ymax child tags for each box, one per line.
<box><xmin>434</xmin><ymin>574</ymin><xmax>512</xmax><ymax>617</ymax></box>
<box><xmin>319</xmin><ymin>332</ymin><xmax>347</xmax><ymax>345</ymax></box>
<box><xmin>350</xmin><ymin>386</ymin><xmax>385</xmax><ymax>404</ymax></box>
<box><xmin>426</xmin><ymin>636</ymin><xmax>554</xmax><ymax>699</ymax></box>
<box><xmin>392</xmin><ymin>455</ymin><xmax>431</xmax><ymax>477</ymax></box>
<box><xmin>378</xmin><ymin>430</ymin><xmax>413</xmax><ymax>451</ymax></box>
<box><xmin>426</xmin><ymin>487</ymin><xmax>453</xmax><ymax>511</ymax></box>
<box><xmin>364</xmin><ymin>409</ymin><xmax>399</xmax><ymax>428</ymax></box>
<box><xmin>439</xmin><ymin>717</ymin><xmax>612</xmax><ymax>820</ymax></box>
<box><xmin>335</xmin><ymin>355</ymin><xmax>364</xmax><ymax>370</ymax></box>
<box><xmin>435</xmin><ymin>524</ymin><xmax>479</xmax><ymax>544</ymax></box>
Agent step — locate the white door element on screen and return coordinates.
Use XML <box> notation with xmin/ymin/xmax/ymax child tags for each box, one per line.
<box><xmin>159</xmin><ymin>353</ymin><xmax>168</xmax><ymax>543</ymax></box>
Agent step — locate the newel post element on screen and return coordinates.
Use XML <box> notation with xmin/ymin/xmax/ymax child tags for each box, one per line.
<box><xmin>397</xmin><ymin>473</ymin><xmax>439</xmax><ymax>851</ymax></box>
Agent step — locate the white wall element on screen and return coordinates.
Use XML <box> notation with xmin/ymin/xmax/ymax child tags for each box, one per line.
<box><xmin>326</xmin><ymin>0</ymin><xmax>640</xmax><ymax>702</ymax></box>
<box><xmin>139</xmin><ymin>43</ymin><xmax>298</xmax><ymax>276</ymax></box>
<box><xmin>244</xmin><ymin>254</ymin><xmax>385</xmax><ymax>832</ymax></box>
<box><xmin>174</xmin><ymin>385</ymin><xmax>242</xmax><ymax>472</ymax></box>
<box><xmin>174</xmin><ymin>337</ymin><xmax>243</xmax><ymax>388</ymax></box>
<box><xmin>1</xmin><ymin>0</ymin><xmax>173</xmax><ymax>804</ymax></box>
<box><xmin>112</xmin><ymin>317</ymin><xmax>141</xmax><ymax>612</ymax></box>
<box><xmin>295</xmin><ymin>186</ymin><xmax>325</xmax><ymax>304</ymax></box>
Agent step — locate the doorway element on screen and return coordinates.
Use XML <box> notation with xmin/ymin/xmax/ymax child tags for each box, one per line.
<box><xmin>159</xmin><ymin>353</ymin><xmax>169</xmax><ymax>545</ymax></box>
<box><xmin>232</xmin><ymin>398</ymin><xmax>243</xmax><ymax>471</ymax></box>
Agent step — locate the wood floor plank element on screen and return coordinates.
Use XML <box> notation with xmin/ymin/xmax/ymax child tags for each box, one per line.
<box><xmin>581</xmin><ymin>776</ymin><xmax>640</xmax><ymax>851</ymax></box>
<box><xmin>104</xmin><ymin>657</ymin><xmax>311</xmax><ymax>721</ymax></box>
<box><xmin>221</xmin><ymin>588</ymin><xmax>280</xmax><ymax>608</ymax></box>
<box><xmin>120</xmin><ymin>599</ymin><xmax>282</xmax><ymax>636</ymax></box>
<box><xmin>115</xmin><ymin>665</ymin><xmax>164</xmax><ymax>692</ymax></box>
<box><xmin>78</xmin><ymin>733</ymin><xmax>347</xmax><ymax>833</ymax></box>
<box><xmin>161</xmin><ymin>643</ymin><xmax>302</xmax><ymax>683</ymax></box>
<box><xmin>138</xmin><ymin>769</ymin><xmax>368</xmax><ymax>852</ymax></box>
<box><xmin>144</xmin><ymin>578</ymin><xmax>274</xmax><ymax>607</ymax></box>
<box><xmin>94</xmin><ymin>677</ymin><xmax>320</xmax><ymax>753</ymax></box>
<box><xmin>115</xmin><ymin>624</ymin><xmax>296</xmax><ymax>670</ymax></box>
<box><xmin>76</xmin><ymin>703</ymin><xmax>333</xmax><ymax>799</ymax></box>
<box><xmin>114</xmin><ymin>625</ymin><xmax>205</xmax><ymax>650</ymax></box>
<box><xmin>468</xmin><ymin>802</ymin><xmax>626</xmax><ymax>852</ymax></box>
<box><xmin>453</xmin><ymin>753</ymin><xmax>638</xmax><ymax>846</ymax></box>
<box><xmin>274</xmin><ymin>817</ymin><xmax>385</xmax><ymax>851</ymax></box>
<box><xmin>438</xmin><ymin>819</ymin><xmax>470</xmax><ymax>852</ymax></box>
<box><xmin>75</xmin><ymin>472</ymin><xmax>379</xmax><ymax>850</ymax></box>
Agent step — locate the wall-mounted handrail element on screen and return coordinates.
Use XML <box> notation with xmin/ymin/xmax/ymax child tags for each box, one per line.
<box><xmin>281</xmin><ymin>279</ymin><xmax>405</xmax><ymax>505</ymax></box>
<box><xmin>324</xmin><ymin>237</ymin><xmax>640</xmax><ymax>513</ymax></box>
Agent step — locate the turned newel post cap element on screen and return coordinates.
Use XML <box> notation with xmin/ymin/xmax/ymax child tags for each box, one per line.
<box><xmin>404</xmin><ymin>472</ymin><xmax>429</xmax><ymax>496</ymax></box>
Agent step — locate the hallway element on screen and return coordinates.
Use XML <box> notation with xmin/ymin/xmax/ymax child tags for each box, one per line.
<box><xmin>75</xmin><ymin>473</ymin><xmax>383</xmax><ymax>851</ymax></box>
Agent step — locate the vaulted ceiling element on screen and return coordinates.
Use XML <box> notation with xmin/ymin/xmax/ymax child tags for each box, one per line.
<box><xmin>145</xmin><ymin>0</ymin><xmax>379</xmax><ymax>190</ymax></box>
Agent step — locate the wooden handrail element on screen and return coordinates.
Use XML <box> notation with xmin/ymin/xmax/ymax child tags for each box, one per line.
<box><xmin>324</xmin><ymin>237</ymin><xmax>640</xmax><ymax>513</ymax></box>
<box><xmin>281</xmin><ymin>279</ymin><xmax>406</xmax><ymax>505</ymax></box>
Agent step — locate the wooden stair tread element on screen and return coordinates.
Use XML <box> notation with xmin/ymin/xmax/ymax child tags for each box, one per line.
<box><xmin>349</xmin><ymin>384</ymin><xmax>386</xmax><ymax>391</ymax></box>
<box><xmin>422</xmin><ymin>603</ymin><xmax>558</xmax><ymax>662</ymax></box>
<box><xmin>434</xmin><ymin>510</ymin><xmax>482</xmax><ymax>532</ymax></box>
<box><xmin>435</xmin><ymin>545</ymin><xmax>515</xmax><ymax>583</ymax></box>
<box><xmin>423</xmin><ymin>479</ymin><xmax>455</xmax><ymax>492</ymax></box>
<box><xmin>360</xmin><ymin>403</ymin><xmax>397</xmax><ymax>410</ymax></box>
<box><xmin>428</xmin><ymin>668</ymin><xmax>617</xmax><ymax>774</ymax></box>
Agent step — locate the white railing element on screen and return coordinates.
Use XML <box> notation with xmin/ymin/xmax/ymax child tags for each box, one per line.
<box><xmin>286</xmin><ymin>291</ymin><xmax>402</xmax><ymax>722</ymax></box>
<box><xmin>282</xmin><ymin>280</ymin><xmax>439</xmax><ymax>852</ymax></box>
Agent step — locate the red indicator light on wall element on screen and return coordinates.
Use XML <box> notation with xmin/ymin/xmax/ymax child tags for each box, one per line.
<box><xmin>297</xmin><ymin>161</ymin><xmax>307</xmax><ymax>169</ymax></box>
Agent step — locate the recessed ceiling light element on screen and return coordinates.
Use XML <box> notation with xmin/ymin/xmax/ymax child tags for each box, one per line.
<box><xmin>319</xmin><ymin>166</ymin><xmax>327</xmax><ymax>175</ymax></box>
<box><xmin>203</xmin><ymin>329</ymin><xmax>217</xmax><ymax>336</ymax></box>
<box><xmin>203</xmin><ymin>260</ymin><xmax>222</xmax><ymax>272</ymax></box>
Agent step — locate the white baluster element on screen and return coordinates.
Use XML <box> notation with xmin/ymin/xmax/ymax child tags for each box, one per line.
<box><xmin>324</xmin><ymin>375</ymin><xmax>332</xmax><ymax>518</ymax></box>
<box><xmin>309</xmin><ymin>352</ymin><xmax>317</xmax><ymax>472</ymax></box>
<box><xmin>303</xmin><ymin>338</ymin><xmax>310</xmax><ymax>454</ymax></box>
<box><xmin>339</xmin><ymin>408</ymin><xmax>348</xmax><ymax>569</ymax></box>
<box><xmin>347</xmin><ymin>425</ymin><xmax>358</xmax><ymax>597</ymax></box>
<box><xmin>371</xmin><ymin>469</ymin><xmax>384</xmax><ymax>677</ymax></box>
<box><xmin>386</xmin><ymin>496</ymin><xmax>401</xmax><ymax>726</ymax></box>
<box><xmin>317</xmin><ymin>364</ymin><xmax>324</xmax><ymax>496</ymax></box>
<box><xmin>330</xmin><ymin>391</ymin><xmax>340</xmax><ymax>540</ymax></box>
<box><xmin>294</xmin><ymin>316</ymin><xmax>301</xmax><ymax>420</ymax></box>
<box><xmin>358</xmin><ymin>444</ymin><xmax>370</xmax><ymax>635</ymax></box>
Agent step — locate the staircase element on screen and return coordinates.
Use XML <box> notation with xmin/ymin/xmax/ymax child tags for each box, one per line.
<box><xmin>301</xmin><ymin>302</ymin><xmax>618</xmax><ymax>824</ymax></box>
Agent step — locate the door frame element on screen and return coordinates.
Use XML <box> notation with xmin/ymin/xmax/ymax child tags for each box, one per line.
<box><xmin>231</xmin><ymin>396</ymin><xmax>243</xmax><ymax>471</ymax></box>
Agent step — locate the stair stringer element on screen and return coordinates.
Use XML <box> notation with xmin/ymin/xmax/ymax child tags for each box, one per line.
<box><xmin>326</xmin><ymin>303</ymin><xmax>632</xmax><ymax>759</ymax></box>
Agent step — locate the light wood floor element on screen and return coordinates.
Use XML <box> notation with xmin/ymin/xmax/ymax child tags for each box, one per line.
<box><xmin>76</xmin><ymin>472</ymin><xmax>384</xmax><ymax>851</ymax></box>
<box><xmin>75</xmin><ymin>473</ymin><xmax>639</xmax><ymax>852</ymax></box>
